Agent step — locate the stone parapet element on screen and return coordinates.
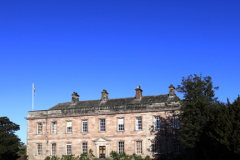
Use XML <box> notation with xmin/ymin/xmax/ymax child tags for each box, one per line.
<box><xmin>26</xmin><ymin>103</ymin><xmax>180</xmax><ymax>119</ymax></box>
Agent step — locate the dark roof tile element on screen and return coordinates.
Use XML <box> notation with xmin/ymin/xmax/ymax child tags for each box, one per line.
<box><xmin>49</xmin><ymin>94</ymin><xmax>181</xmax><ymax>110</ymax></box>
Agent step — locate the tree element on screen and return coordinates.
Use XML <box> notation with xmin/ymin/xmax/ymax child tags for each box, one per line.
<box><xmin>0</xmin><ymin>117</ymin><xmax>21</xmax><ymax>160</ymax></box>
<box><xmin>176</xmin><ymin>74</ymin><xmax>218</xmax><ymax>159</ymax></box>
<box><xmin>206</xmin><ymin>97</ymin><xmax>240</xmax><ymax>160</ymax></box>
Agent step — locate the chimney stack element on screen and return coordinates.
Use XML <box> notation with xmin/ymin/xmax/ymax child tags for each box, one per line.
<box><xmin>135</xmin><ymin>85</ymin><xmax>143</xmax><ymax>99</ymax></box>
<box><xmin>101</xmin><ymin>89</ymin><xmax>109</xmax><ymax>101</ymax></box>
<box><xmin>169</xmin><ymin>84</ymin><xmax>175</xmax><ymax>96</ymax></box>
<box><xmin>72</xmin><ymin>92</ymin><xmax>79</xmax><ymax>103</ymax></box>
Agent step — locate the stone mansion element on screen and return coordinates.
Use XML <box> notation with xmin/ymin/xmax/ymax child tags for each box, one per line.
<box><xmin>25</xmin><ymin>85</ymin><xmax>181</xmax><ymax>160</ymax></box>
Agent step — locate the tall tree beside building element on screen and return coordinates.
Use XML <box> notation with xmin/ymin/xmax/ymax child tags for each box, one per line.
<box><xmin>0</xmin><ymin>117</ymin><xmax>21</xmax><ymax>160</ymax></box>
<box><xmin>176</xmin><ymin>74</ymin><xmax>219</xmax><ymax>159</ymax></box>
<box><xmin>207</xmin><ymin>97</ymin><xmax>240</xmax><ymax>160</ymax></box>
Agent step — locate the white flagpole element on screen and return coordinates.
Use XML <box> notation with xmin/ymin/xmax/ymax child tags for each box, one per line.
<box><xmin>32</xmin><ymin>83</ymin><xmax>34</xmax><ymax>111</ymax></box>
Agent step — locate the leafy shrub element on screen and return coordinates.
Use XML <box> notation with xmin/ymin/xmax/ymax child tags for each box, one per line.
<box><xmin>62</xmin><ymin>155</ymin><xmax>79</xmax><ymax>160</ymax></box>
<box><xmin>45</xmin><ymin>156</ymin><xmax>51</xmax><ymax>160</ymax></box>
<box><xmin>44</xmin><ymin>151</ymin><xmax>152</xmax><ymax>160</ymax></box>
<box><xmin>80</xmin><ymin>149</ymin><xmax>95</xmax><ymax>160</ymax></box>
<box><xmin>144</xmin><ymin>155</ymin><xmax>151</xmax><ymax>160</ymax></box>
<box><xmin>110</xmin><ymin>151</ymin><xmax>150</xmax><ymax>160</ymax></box>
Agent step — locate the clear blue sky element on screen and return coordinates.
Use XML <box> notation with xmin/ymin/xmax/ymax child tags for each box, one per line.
<box><xmin>0</xmin><ymin>0</ymin><xmax>239</xmax><ymax>144</ymax></box>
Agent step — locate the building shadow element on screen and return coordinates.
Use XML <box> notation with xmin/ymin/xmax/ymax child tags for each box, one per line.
<box><xmin>147</xmin><ymin>112</ymin><xmax>181</xmax><ymax>160</ymax></box>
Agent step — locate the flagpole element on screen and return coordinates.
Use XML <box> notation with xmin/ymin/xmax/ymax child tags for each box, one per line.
<box><xmin>32</xmin><ymin>83</ymin><xmax>34</xmax><ymax>111</ymax></box>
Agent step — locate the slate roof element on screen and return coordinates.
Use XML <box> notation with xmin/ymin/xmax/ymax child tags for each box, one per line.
<box><xmin>49</xmin><ymin>94</ymin><xmax>181</xmax><ymax>110</ymax></box>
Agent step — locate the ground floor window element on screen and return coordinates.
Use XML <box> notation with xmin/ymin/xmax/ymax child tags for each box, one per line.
<box><xmin>82</xmin><ymin>143</ymin><xmax>87</xmax><ymax>153</ymax></box>
<box><xmin>37</xmin><ymin>143</ymin><xmax>42</xmax><ymax>156</ymax></box>
<box><xmin>153</xmin><ymin>140</ymin><xmax>161</xmax><ymax>154</ymax></box>
<box><xmin>52</xmin><ymin>143</ymin><xmax>56</xmax><ymax>155</ymax></box>
<box><xmin>136</xmin><ymin>141</ymin><xmax>142</xmax><ymax>155</ymax></box>
<box><xmin>66</xmin><ymin>144</ymin><xmax>72</xmax><ymax>155</ymax></box>
<box><xmin>173</xmin><ymin>139</ymin><xmax>180</xmax><ymax>154</ymax></box>
<box><xmin>118</xmin><ymin>141</ymin><xmax>124</xmax><ymax>153</ymax></box>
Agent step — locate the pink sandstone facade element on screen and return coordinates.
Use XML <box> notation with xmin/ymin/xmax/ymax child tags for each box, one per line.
<box><xmin>26</xmin><ymin>85</ymin><xmax>181</xmax><ymax>160</ymax></box>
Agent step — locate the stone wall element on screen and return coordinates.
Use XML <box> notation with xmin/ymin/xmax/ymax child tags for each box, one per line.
<box><xmin>27</xmin><ymin>109</ymin><xmax>180</xmax><ymax>160</ymax></box>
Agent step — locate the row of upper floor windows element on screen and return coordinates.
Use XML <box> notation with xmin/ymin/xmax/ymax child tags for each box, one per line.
<box><xmin>36</xmin><ymin>116</ymin><xmax>180</xmax><ymax>135</ymax></box>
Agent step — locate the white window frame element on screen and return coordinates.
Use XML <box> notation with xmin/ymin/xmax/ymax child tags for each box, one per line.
<box><xmin>173</xmin><ymin>115</ymin><xmax>180</xmax><ymax>129</ymax></box>
<box><xmin>136</xmin><ymin>117</ymin><xmax>142</xmax><ymax>130</ymax></box>
<box><xmin>136</xmin><ymin>141</ymin><xmax>142</xmax><ymax>155</ymax></box>
<box><xmin>82</xmin><ymin>120</ymin><xmax>88</xmax><ymax>133</ymax></box>
<box><xmin>51</xmin><ymin>143</ymin><xmax>57</xmax><ymax>155</ymax></box>
<box><xmin>118</xmin><ymin>141</ymin><xmax>124</xmax><ymax>153</ymax></box>
<box><xmin>66</xmin><ymin>121</ymin><xmax>72</xmax><ymax>133</ymax></box>
<box><xmin>100</xmin><ymin>119</ymin><xmax>105</xmax><ymax>132</ymax></box>
<box><xmin>37</xmin><ymin>143</ymin><xmax>42</xmax><ymax>156</ymax></box>
<box><xmin>154</xmin><ymin>116</ymin><xmax>161</xmax><ymax>130</ymax></box>
<box><xmin>173</xmin><ymin>139</ymin><xmax>181</xmax><ymax>154</ymax></box>
<box><xmin>118</xmin><ymin>118</ymin><xmax>124</xmax><ymax>131</ymax></box>
<box><xmin>52</xmin><ymin>121</ymin><xmax>57</xmax><ymax>134</ymax></box>
<box><xmin>66</xmin><ymin>144</ymin><xmax>72</xmax><ymax>155</ymax></box>
<box><xmin>37</xmin><ymin>122</ymin><xmax>42</xmax><ymax>134</ymax></box>
<box><xmin>82</xmin><ymin>142</ymin><xmax>88</xmax><ymax>153</ymax></box>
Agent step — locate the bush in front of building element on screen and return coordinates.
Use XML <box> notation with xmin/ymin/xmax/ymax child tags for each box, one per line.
<box><xmin>109</xmin><ymin>151</ymin><xmax>151</xmax><ymax>160</ymax></box>
<box><xmin>45</xmin><ymin>150</ymin><xmax>152</xmax><ymax>160</ymax></box>
<box><xmin>79</xmin><ymin>149</ymin><xmax>95</xmax><ymax>160</ymax></box>
<box><xmin>45</xmin><ymin>155</ymin><xmax>78</xmax><ymax>160</ymax></box>
<box><xmin>45</xmin><ymin>155</ymin><xmax>60</xmax><ymax>160</ymax></box>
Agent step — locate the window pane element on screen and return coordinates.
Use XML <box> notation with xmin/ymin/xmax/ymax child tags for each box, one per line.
<box><xmin>118</xmin><ymin>119</ymin><xmax>124</xmax><ymax>131</ymax></box>
<box><xmin>82</xmin><ymin>143</ymin><xmax>87</xmax><ymax>153</ymax></box>
<box><xmin>136</xmin><ymin>117</ymin><xmax>142</xmax><ymax>130</ymax></box>
<box><xmin>67</xmin><ymin>121</ymin><xmax>72</xmax><ymax>133</ymax></box>
<box><xmin>118</xmin><ymin>119</ymin><xmax>123</xmax><ymax>124</ymax></box>
<box><xmin>173</xmin><ymin>116</ymin><xmax>180</xmax><ymax>129</ymax></box>
<box><xmin>136</xmin><ymin>141</ymin><xmax>142</xmax><ymax>154</ymax></box>
<box><xmin>37</xmin><ymin>144</ymin><xmax>42</xmax><ymax>156</ymax></box>
<box><xmin>67</xmin><ymin>121</ymin><xmax>72</xmax><ymax>127</ymax></box>
<box><xmin>67</xmin><ymin>144</ymin><xmax>72</xmax><ymax>155</ymax></box>
<box><xmin>52</xmin><ymin>122</ymin><xmax>57</xmax><ymax>134</ymax></box>
<box><xmin>38</xmin><ymin>123</ymin><xmax>42</xmax><ymax>134</ymax></box>
<box><xmin>82</xmin><ymin>121</ymin><xmax>88</xmax><ymax>133</ymax></box>
<box><xmin>174</xmin><ymin>139</ymin><xmax>180</xmax><ymax>154</ymax></box>
<box><xmin>100</xmin><ymin>119</ymin><xmax>105</xmax><ymax>132</ymax></box>
<box><xmin>154</xmin><ymin>116</ymin><xmax>161</xmax><ymax>130</ymax></box>
<box><xmin>119</xmin><ymin>142</ymin><xmax>124</xmax><ymax>153</ymax></box>
<box><xmin>154</xmin><ymin>141</ymin><xmax>161</xmax><ymax>154</ymax></box>
<box><xmin>52</xmin><ymin>143</ymin><xmax>56</xmax><ymax>155</ymax></box>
